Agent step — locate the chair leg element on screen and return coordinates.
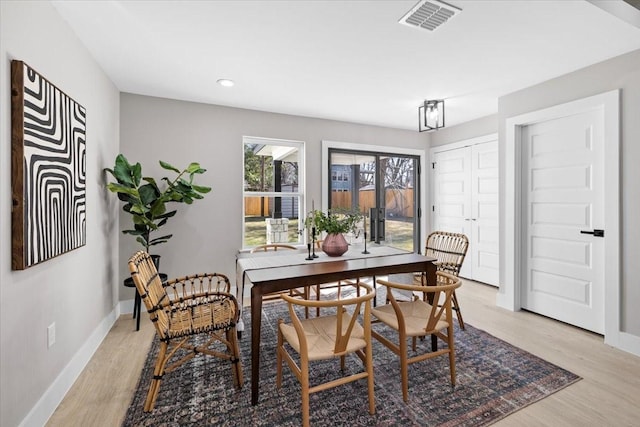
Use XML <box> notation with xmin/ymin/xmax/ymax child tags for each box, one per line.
<box><xmin>276</xmin><ymin>321</ymin><xmax>283</xmax><ymax>388</ymax></box>
<box><xmin>227</xmin><ymin>329</ymin><xmax>244</xmax><ymax>388</ymax></box>
<box><xmin>144</xmin><ymin>341</ymin><xmax>169</xmax><ymax>412</ymax></box>
<box><xmin>399</xmin><ymin>335</ymin><xmax>409</xmax><ymax>402</ymax></box>
<box><xmin>301</xmin><ymin>367</ymin><xmax>310</xmax><ymax>427</ymax></box>
<box><xmin>448</xmin><ymin>323</ymin><xmax>457</xmax><ymax>386</ymax></box>
<box><xmin>452</xmin><ymin>290</ymin><xmax>465</xmax><ymax>330</ymax></box>
<box><xmin>366</xmin><ymin>338</ymin><xmax>375</xmax><ymax>415</ymax></box>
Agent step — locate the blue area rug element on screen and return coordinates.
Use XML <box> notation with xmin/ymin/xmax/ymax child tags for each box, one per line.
<box><xmin>123</xmin><ymin>300</ymin><xmax>580</xmax><ymax>426</ymax></box>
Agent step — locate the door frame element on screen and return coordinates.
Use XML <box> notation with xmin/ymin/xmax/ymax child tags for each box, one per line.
<box><xmin>499</xmin><ymin>90</ymin><xmax>620</xmax><ymax>346</ymax></box>
<box><xmin>322</xmin><ymin>140</ymin><xmax>427</xmax><ymax>251</ymax></box>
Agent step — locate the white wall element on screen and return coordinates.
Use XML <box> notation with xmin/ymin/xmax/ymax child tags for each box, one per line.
<box><xmin>118</xmin><ymin>94</ymin><xmax>428</xmax><ymax>300</ymax></box>
<box><xmin>0</xmin><ymin>2</ymin><xmax>120</xmax><ymax>426</ymax></box>
<box><xmin>498</xmin><ymin>49</ymin><xmax>640</xmax><ymax>338</ymax></box>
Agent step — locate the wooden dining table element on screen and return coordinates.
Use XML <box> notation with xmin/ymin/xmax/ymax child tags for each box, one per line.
<box><xmin>236</xmin><ymin>245</ymin><xmax>437</xmax><ymax>406</ymax></box>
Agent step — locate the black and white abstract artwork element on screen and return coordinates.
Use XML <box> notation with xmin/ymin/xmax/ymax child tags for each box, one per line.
<box><xmin>11</xmin><ymin>61</ymin><xmax>86</xmax><ymax>270</ymax></box>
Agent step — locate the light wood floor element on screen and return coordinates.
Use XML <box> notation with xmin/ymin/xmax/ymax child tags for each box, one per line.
<box><xmin>46</xmin><ymin>280</ymin><xmax>640</xmax><ymax>426</ymax></box>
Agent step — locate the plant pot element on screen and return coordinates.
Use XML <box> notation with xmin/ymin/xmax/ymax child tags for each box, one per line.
<box><xmin>322</xmin><ymin>233</ymin><xmax>349</xmax><ymax>257</ymax></box>
<box><xmin>151</xmin><ymin>254</ymin><xmax>161</xmax><ymax>271</ymax></box>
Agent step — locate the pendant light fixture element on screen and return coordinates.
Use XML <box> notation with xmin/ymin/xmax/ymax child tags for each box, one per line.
<box><xmin>418</xmin><ymin>99</ymin><xmax>445</xmax><ymax>132</ymax></box>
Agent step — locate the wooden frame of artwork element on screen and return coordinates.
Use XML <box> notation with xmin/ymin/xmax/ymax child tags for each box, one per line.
<box><xmin>11</xmin><ymin>60</ymin><xmax>87</xmax><ymax>270</ymax></box>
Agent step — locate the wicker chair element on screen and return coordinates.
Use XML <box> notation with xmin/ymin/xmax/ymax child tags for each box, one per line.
<box><xmin>417</xmin><ymin>231</ymin><xmax>469</xmax><ymax>329</ymax></box>
<box><xmin>251</xmin><ymin>244</ymin><xmax>312</xmax><ymax>316</ymax></box>
<box><xmin>313</xmin><ymin>239</ymin><xmax>365</xmax><ymax>316</ymax></box>
<box><xmin>251</xmin><ymin>243</ymin><xmax>297</xmax><ymax>253</ymax></box>
<box><xmin>277</xmin><ymin>282</ymin><xmax>376</xmax><ymax>427</ymax></box>
<box><xmin>372</xmin><ymin>272</ymin><xmax>462</xmax><ymax>402</ymax></box>
<box><xmin>128</xmin><ymin>251</ymin><xmax>243</xmax><ymax>412</ymax></box>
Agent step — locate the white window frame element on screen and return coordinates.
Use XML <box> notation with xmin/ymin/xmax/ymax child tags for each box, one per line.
<box><xmin>242</xmin><ymin>136</ymin><xmax>305</xmax><ymax>249</ymax></box>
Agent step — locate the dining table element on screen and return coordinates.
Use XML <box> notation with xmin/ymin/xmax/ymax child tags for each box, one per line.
<box><xmin>236</xmin><ymin>243</ymin><xmax>438</xmax><ymax>405</ymax></box>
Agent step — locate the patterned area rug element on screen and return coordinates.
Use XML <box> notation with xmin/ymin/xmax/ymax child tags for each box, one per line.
<box><xmin>123</xmin><ymin>300</ymin><xmax>580</xmax><ymax>426</ymax></box>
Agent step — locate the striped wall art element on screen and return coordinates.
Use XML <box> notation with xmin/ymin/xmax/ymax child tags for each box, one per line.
<box><xmin>11</xmin><ymin>61</ymin><xmax>86</xmax><ymax>270</ymax></box>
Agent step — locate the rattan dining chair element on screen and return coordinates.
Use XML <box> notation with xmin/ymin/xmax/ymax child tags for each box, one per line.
<box><xmin>128</xmin><ymin>251</ymin><xmax>243</xmax><ymax>412</ymax></box>
<box><xmin>312</xmin><ymin>239</ymin><xmax>366</xmax><ymax>316</ymax></box>
<box><xmin>251</xmin><ymin>243</ymin><xmax>312</xmax><ymax>316</ymax></box>
<box><xmin>372</xmin><ymin>272</ymin><xmax>462</xmax><ymax>402</ymax></box>
<box><xmin>276</xmin><ymin>281</ymin><xmax>376</xmax><ymax>427</ymax></box>
<box><xmin>418</xmin><ymin>231</ymin><xmax>469</xmax><ymax>329</ymax></box>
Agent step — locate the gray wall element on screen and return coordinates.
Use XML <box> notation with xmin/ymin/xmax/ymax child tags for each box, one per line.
<box><xmin>118</xmin><ymin>93</ymin><xmax>429</xmax><ymax>301</ymax></box>
<box><xmin>429</xmin><ymin>114</ymin><xmax>498</xmax><ymax>147</ymax></box>
<box><xmin>498</xmin><ymin>49</ymin><xmax>640</xmax><ymax>336</ymax></box>
<box><xmin>0</xmin><ymin>2</ymin><xmax>120</xmax><ymax>426</ymax></box>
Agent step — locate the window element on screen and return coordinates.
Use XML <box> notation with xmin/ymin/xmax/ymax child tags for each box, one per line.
<box><xmin>243</xmin><ymin>137</ymin><xmax>304</xmax><ymax>248</ymax></box>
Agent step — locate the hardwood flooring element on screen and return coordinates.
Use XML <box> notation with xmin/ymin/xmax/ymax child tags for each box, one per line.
<box><xmin>46</xmin><ymin>280</ymin><xmax>640</xmax><ymax>426</ymax></box>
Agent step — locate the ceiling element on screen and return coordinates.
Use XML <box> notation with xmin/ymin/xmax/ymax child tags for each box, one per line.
<box><xmin>51</xmin><ymin>0</ymin><xmax>640</xmax><ymax>131</ymax></box>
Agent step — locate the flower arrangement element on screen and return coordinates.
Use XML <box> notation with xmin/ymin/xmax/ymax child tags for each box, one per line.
<box><xmin>306</xmin><ymin>208</ymin><xmax>364</xmax><ymax>235</ymax></box>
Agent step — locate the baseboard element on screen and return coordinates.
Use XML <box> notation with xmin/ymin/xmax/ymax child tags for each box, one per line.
<box><xmin>618</xmin><ymin>331</ymin><xmax>640</xmax><ymax>357</ymax></box>
<box><xmin>495</xmin><ymin>291</ymin><xmax>513</xmax><ymax>311</ymax></box>
<box><xmin>120</xmin><ymin>298</ymin><xmax>135</xmax><ymax>315</ymax></box>
<box><xmin>19</xmin><ymin>305</ymin><xmax>120</xmax><ymax>427</ymax></box>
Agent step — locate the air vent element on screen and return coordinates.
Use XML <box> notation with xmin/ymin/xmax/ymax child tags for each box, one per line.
<box><xmin>399</xmin><ymin>0</ymin><xmax>461</xmax><ymax>32</ymax></box>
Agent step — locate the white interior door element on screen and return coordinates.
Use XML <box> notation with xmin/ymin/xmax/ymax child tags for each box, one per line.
<box><xmin>521</xmin><ymin>110</ymin><xmax>605</xmax><ymax>334</ymax></box>
<box><xmin>432</xmin><ymin>140</ymin><xmax>499</xmax><ymax>285</ymax></box>
<box><xmin>432</xmin><ymin>148</ymin><xmax>472</xmax><ymax>260</ymax></box>
<box><xmin>470</xmin><ymin>142</ymin><xmax>499</xmax><ymax>285</ymax></box>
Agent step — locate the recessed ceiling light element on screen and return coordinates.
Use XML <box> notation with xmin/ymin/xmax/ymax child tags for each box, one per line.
<box><xmin>217</xmin><ymin>79</ymin><xmax>234</xmax><ymax>87</ymax></box>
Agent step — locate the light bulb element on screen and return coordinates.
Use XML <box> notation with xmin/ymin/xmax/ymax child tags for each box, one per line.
<box><xmin>427</xmin><ymin>105</ymin><xmax>439</xmax><ymax>123</ymax></box>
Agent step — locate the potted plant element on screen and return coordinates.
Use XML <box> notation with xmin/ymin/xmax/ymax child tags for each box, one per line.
<box><xmin>105</xmin><ymin>153</ymin><xmax>211</xmax><ymax>264</ymax></box>
<box><xmin>306</xmin><ymin>208</ymin><xmax>363</xmax><ymax>256</ymax></box>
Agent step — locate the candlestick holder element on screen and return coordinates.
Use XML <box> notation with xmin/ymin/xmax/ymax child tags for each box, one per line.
<box><xmin>362</xmin><ymin>230</ymin><xmax>370</xmax><ymax>254</ymax></box>
<box><xmin>305</xmin><ymin>243</ymin><xmax>314</xmax><ymax>261</ymax></box>
<box><xmin>312</xmin><ymin>228</ymin><xmax>318</xmax><ymax>258</ymax></box>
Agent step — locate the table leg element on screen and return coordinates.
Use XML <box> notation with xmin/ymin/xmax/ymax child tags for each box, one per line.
<box><xmin>372</xmin><ymin>275</ymin><xmax>377</xmax><ymax>307</ymax></box>
<box><xmin>424</xmin><ymin>262</ymin><xmax>438</xmax><ymax>352</ymax></box>
<box><xmin>251</xmin><ymin>286</ymin><xmax>263</xmax><ymax>406</ymax></box>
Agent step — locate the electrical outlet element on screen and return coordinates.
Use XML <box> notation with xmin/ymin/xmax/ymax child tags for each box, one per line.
<box><xmin>47</xmin><ymin>323</ymin><xmax>56</xmax><ymax>348</ymax></box>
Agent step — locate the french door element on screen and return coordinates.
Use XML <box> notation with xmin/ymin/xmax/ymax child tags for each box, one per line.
<box><xmin>327</xmin><ymin>149</ymin><xmax>420</xmax><ymax>252</ymax></box>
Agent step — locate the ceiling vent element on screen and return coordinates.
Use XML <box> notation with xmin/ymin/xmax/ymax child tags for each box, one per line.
<box><xmin>399</xmin><ymin>0</ymin><xmax>462</xmax><ymax>32</ymax></box>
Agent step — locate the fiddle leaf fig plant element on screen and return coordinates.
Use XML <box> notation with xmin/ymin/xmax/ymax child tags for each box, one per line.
<box><xmin>105</xmin><ymin>154</ymin><xmax>211</xmax><ymax>252</ymax></box>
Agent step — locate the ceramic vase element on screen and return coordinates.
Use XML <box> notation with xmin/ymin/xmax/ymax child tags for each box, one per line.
<box><xmin>322</xmin><ymin>233</ymin><xmax>349</xmax><ymax>257</ymax></box>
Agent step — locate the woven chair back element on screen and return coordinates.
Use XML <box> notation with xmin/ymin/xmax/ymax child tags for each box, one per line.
<box><xmin>281</xmin><ymin>282</ymin><xmax>375</xmax><ymax>355</ymax></box>
<box><xmin>378</xmin><ymin>271</ymin><xmax>461</xmax><ymax>333</ymax></box>
<box><xmin>128</xmin><ymin>251</ymin><xmax>171</xmax><ymax>339</ymax></box>
<box><xmin>425</xmin><ymin>231</ymin><xmax>469</xmax><ymax>276</ymax></box>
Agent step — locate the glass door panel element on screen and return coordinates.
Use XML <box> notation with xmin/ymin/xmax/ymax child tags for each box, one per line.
<box><xmin>328</xmin><ymin>152</ymin><xmax>375</xmax><ymax>244</ymax></box>
<box><xmin>381</xmin><ymin>155</ymin><xmax>417</xmax><ymax>252</ymax></box>
<box><xmin>329</xmin><ymin>150</ymin><xmax>419</xmax><ymax>252</ymax></box>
